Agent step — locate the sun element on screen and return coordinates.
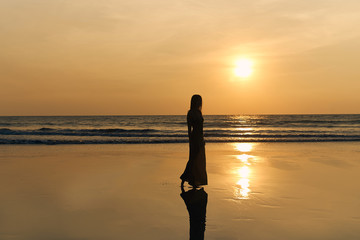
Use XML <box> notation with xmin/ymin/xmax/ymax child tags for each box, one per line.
<box><xmin>234</xmin><ymin>58</ymin><xmax>253</xmax><ymax>78</ymax></box>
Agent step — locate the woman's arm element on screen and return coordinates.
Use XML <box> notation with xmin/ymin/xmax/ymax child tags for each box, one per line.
<box><xmin>187</xmin><ymin>112</ymin><xmax>192</xmax><ymax>139</ymax></box>
<box><xmin>188</xmin><ymin>123</ymin><xmax>192</xmax><ymax>139</ymax></box>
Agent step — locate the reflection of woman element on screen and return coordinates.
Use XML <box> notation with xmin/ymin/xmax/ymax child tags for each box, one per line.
<box><xmin>180</xmin><ymin>94</ymin><xmax>208</xmax><ymax>188</ymax></box>
<box><xmin>180</xmin><ymin>186</ymin><xmax>208</xmax><ymax>240</ymax></box>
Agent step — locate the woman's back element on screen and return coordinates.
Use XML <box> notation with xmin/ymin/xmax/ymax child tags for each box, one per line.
<box><xmin>187</xmin><ymin>109</ymin><xmax>204</xmax><ymax>137</ymax></box>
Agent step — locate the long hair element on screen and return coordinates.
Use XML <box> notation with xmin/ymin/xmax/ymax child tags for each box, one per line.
<box><xmin>190</xmin><ymin>94</ymin><xmax>202</xmax><ymax>111</ymax></box>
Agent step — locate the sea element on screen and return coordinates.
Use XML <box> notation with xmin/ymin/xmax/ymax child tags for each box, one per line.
<box><xmin>0</xmin><ymin>115</ymin><xmax>359</xmax><ymax>144</ymax></box>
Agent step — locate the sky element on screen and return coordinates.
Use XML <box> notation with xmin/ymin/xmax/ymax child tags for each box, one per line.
<box><xmin>1</xmin><ymin>0</ymin><xmax>360</xmax><ymax>115</ymax></box>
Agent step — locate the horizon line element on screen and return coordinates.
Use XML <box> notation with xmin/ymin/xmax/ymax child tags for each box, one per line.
<box><xmin>0</xmin><ymin>113</ymin><xmax>359</xmax><ymax>117</ymax></box>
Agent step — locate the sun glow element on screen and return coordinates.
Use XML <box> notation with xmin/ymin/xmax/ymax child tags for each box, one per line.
<box><xmin>234</xmin><ymin>58</ymin><xmax>253</xmax><ymax>78</ymax></box>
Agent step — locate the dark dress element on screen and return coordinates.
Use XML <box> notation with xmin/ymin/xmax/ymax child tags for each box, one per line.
<box><xmin>180</xmin><ymin>109</ymin><xmax>208</xmax><ymax>186</ymax></box>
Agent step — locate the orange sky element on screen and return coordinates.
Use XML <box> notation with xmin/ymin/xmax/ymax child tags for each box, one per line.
<box><xmin>1</xmin><ymin>0</ymin><xmax>360</xmax><ymax>115</ymax></box>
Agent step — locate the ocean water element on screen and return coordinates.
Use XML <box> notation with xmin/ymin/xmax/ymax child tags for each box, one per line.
<box><xmin>0</xmin><ymin>115</ymin><xmax>359</xmax><ymax>144</ymax></box>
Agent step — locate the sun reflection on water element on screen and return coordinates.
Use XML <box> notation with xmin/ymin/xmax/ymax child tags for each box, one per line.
<box><xmin>236</xmin><ymin>178</ymin><xmax>250</xmax><ymax>199</ymax></box>
<box><xmin>236</xmin><ymin>154</ymin><xmax>252</xmax><ymax>165</ymax></box>
<box><xmin>235</xmin><ymin>127</ymin><xmax>253</xmax><ymax>135</ymax></box>
<box><xmin>233</xmin><ymin>143</ymin><xmax>255</xmax><ymax>200</ymax></box>
<box><xmin>238</xmin><ymin>166</ymin><xmax>251</xmax><ymax>178</ymax></box>
<box><xmin>234</xmin><ymin>143</ymin><xmax>253</xmax><ymax>152</ymax></box>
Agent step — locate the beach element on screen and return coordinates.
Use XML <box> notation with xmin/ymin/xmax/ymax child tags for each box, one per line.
<box><xmin>2</xmin><ymin>0</ymin><xmax>360</xmax><ymax>238</ymax></box>
<box><xmin>0</xmin><ymin>142</ymin><xmax>359</xmax><ymax>239</ymax></box>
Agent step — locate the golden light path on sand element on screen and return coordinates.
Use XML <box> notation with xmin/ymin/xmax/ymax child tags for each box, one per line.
<box><xmin>233</xmin><ymin>143</ymin><xmax>256</xmax><ymax>199</ymax></box>
<box><xmin>234</xmin><ymin>142</ymin><xmax>253</xmax><ymax>153</ymax></box>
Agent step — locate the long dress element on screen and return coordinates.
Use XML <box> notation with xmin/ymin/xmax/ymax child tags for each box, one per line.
<box><xmin>180</xmin><ymin>109</ymin><xmax>208</xmax><ymax>186</ymax></box>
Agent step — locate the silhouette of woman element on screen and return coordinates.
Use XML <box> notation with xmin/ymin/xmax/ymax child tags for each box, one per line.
<box><xmin>180</xmin><ymin>94</ymin><xmax>208</xmax><ymax>188</ymax></box>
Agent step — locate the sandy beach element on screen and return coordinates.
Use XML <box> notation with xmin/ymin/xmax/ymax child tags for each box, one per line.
<box><xmin>0</xmin><ymin>142</ymin><xmax>360</xmax><ymax>240</ymax></box>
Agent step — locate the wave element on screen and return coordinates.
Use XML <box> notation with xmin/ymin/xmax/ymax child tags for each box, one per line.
<box><xmin>1</xmin><ymin>137</ymin><xmax>360</xmax><ymax>145</ymax></box>
<box><xmin>0</xmin><ymin>127</ymin><xmax>162</xmax><ymax>137</ymax></box>
<box><xmin>1</xmin><ymin>114</ymin><xmax>360</xmax><ymax>144</ymax></box>
<box><xmin>1</xmin><ymin>127</ymin><xmax>360</xmax><ymax>140</ymax></box>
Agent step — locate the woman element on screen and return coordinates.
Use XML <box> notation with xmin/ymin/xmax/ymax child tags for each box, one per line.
<box><xmin>180</xmin><ymin>94</ymin><xmax>208</xmax><ymax>188</ymax></box>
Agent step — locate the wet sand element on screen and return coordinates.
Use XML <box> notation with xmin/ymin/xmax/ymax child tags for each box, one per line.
<box><xmin>0</xmin><ymin>142</ymin><xmax>360</xmax><ymax>240</ymax></box>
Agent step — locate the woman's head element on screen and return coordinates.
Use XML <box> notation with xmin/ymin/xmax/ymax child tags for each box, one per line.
<box><xmin>190</xmin><ymin>94</ymin><xmax>202</xmax><ymax>111</ymax></box>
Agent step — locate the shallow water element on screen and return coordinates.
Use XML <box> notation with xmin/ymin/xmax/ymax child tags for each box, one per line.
<box><xmin>0</xmin><ymin>143</ymin><xmax>359</xmax><ymax>239</ymax></box>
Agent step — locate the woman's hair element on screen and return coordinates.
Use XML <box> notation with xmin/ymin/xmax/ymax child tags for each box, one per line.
<box><xmin>190</xmin><ymin>94</ymin><xmax>202</xmax><ymax>110</ymax></box>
